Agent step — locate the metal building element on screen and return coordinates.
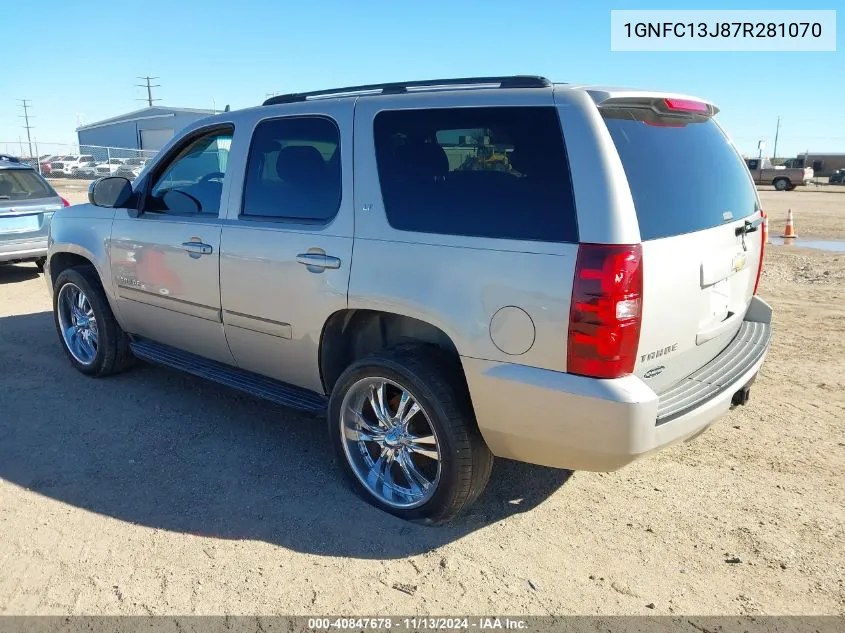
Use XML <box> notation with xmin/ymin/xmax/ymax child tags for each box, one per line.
<box><xmin>76</xmin><ymin>106</ymin><xmax>217</xmax><ymax>152</ymax></box>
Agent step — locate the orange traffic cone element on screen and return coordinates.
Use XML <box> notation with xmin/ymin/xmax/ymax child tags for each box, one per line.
<box><xmin>764</xmin><ymin>216</ymin><xmax>771</xmax><ymax>243</ymax></box>
<box><xmin>781</xmin><ymin>209</ymin><xmax>797</xmax><ymax>238</ymax></box>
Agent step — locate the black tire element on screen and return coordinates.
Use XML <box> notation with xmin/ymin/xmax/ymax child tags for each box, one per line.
<box><xmin>34</xmin><ymin>257</ymin><xmax>45</xmax><ymax>273</ymax></box>
<box><xmin>52</xmin><ymin>265</ymin><xmax>135</xmax><ymax>377</ymax></box>
<box><xmin>328</xmin><ymin>345</ymin><xmax>493</xmax><ymax>525</ymax></box>
<box><xmin>773</xmin><ymin>178</ymin><xmax>790</xmax><ymax>191</ymax></box>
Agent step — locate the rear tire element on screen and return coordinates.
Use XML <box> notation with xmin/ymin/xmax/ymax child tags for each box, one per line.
<box><xmin>52</xmin><ymin>265</ymin><xmax>135</xmax><ymax>377</ymax></box>
<box><xmin>773</xmin><ymin>178</ymin><xmax>790</xmax><ymax>191</ymax></box>
<box><xmin>328</xmin><ymin>345</ymin><xmax>493</xmax><ymax>525</ymax></box>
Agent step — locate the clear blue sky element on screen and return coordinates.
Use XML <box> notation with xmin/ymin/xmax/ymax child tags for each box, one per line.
<box><xmin>1</xmin><ymin>0</ymin><xmax>841</xmax><ymax>158</ymax></box>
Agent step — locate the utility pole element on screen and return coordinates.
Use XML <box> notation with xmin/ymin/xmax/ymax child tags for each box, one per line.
<box><xmin>773</xmin><ymin>116</ymin><xmax>781</xmax><ymax>161</ymax></box>
<box><xmin>18</xmin><ymin>99</ymin><xmax>34</xmax><ymax>159</ymax></box>
<box><xmin>136</xmin><ymin>76</ymin><xmax>161</xmax><ymax>107</ymax></box>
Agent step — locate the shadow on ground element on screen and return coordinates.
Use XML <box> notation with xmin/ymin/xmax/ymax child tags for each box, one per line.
<box><xmin>0</xmin><ymin>263</ymin><xmax>40</xmax><ymax>284</ymax></box>
<box><xmin>0</xmin><ymin>310</ymin><xmax>572</xmax><ymax>559</ymax></box>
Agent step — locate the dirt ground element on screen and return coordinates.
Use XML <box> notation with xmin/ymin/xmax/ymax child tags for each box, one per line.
<box><xmin>0</xmin><ymin>189</ymin><xmax>843</xmax><ymax>616</ymax></box>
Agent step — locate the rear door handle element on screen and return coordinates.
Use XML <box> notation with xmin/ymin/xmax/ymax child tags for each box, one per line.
<box><xmin>296</xmin><ymin>253</ymin><xmax>341</xmax><ymax>270</ymax></box>
<box><xmin>181</xmin><ymin>241</ymin><xmax>213</xmax><ymax>255</ymax></box>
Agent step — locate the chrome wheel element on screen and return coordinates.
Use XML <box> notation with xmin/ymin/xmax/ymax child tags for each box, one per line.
<box><xmin>340</xmin><ymin>377</ymin><xmax>442</xmax><ymax>509</ymax></box>
<box><xmin>56</xmin><ymin>282</ymin><xmax>99</xmax><ymax>366</ymax></box>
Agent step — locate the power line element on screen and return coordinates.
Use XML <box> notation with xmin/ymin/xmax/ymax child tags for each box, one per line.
<box><xmin>18</xmin><ymin>99</ymin><xmax>34</xmax><ymax>159</ymax></box>
<box><xmin>136</xmin><ymin>76</ymin><xmax>161</xmax><ymax>107</ymax></box>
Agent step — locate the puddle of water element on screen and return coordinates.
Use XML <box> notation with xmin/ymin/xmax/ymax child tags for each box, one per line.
<box><xmin>769</xmin><ymin>237</ymin><xmax>845</xmax><ymax>252</ymax></box>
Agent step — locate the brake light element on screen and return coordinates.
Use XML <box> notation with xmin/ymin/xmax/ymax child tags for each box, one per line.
<box><xmin>664</xmin><ymin>98</ymin><xmax>709</xmax><ymax>113</ymax></box>
<box><xmin>568</xmin><ymin>244</ymin><xmax>643</xmax><ymax>379</ymax></box>
<box><xmin>61</xmin><ymin>197</ymin><xmax>70</xmax><ymax>207</ymax></box>
<box><xmin>754</xmin><ymin>210</ymin><xmax>766</xmax><ymax>295</ymax></box>
<box><xmin>643</xmin><ymin>121</ymin><xmax>685</xmax><ymax>128</ymax></box>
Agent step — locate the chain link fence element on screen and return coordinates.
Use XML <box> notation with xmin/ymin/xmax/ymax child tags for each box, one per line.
<box><xmin>0</xmin><ymin>141</ymin><xmax>158</xmax><ymax>182</ymax></box>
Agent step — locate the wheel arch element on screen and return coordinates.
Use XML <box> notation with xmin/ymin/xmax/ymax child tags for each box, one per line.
<box><xmin>319</xmin><ymin>309</ymin><xmax>463</xmax><ymax>394</ymax></box>
<box><xmin>49</xmin><ymin>249</ymin><xmax>101</xmax><ymax>289</ymax></box>
<box><xmin>48</xmin><ymin>243</ymin><xmax>123</xmax><ymax>328</ymax></box>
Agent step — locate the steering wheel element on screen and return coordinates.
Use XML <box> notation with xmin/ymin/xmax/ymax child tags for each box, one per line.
<box><xmin>198</xmin><ymin>172</ymin><xmax>225</xmax><ymax>185</ymax></box>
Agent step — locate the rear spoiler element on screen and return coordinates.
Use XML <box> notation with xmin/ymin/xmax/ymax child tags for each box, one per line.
<box><xmin>582</xmin><ymin>87</ymin><xmax>719</xmax><ymax>117</ymax></box>
<box><xmin>595</xmin><ymin>95</ymin><xmax>718</xmax><ymax>118</ymax></box>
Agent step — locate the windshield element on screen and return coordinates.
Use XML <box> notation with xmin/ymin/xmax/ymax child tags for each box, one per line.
<box><xmin>602</xmin><ymin>107</ymin><xmax>757</xmax><ymax>241</ymax></box>
<box><xmin>0</xmin><ymin>169</ymin><xmax>55</xmax><ymax>201</ymax></box>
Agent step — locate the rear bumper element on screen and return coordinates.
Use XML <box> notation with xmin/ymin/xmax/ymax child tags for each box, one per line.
<box><xmin>463</xmin><ymin>296</ymin><xmax>773</xmax><ymax>471</ymax></box>
<box><xmin>0</xmin><ymin>238</ymin><xmax>48</xmax><ymax>263</ymax></box>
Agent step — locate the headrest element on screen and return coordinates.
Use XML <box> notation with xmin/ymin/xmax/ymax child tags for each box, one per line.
<box><xmin>275</xmin><ymin>145</ymin><xmax>327</xmax><ymax>184</ymax></box>
<box><xmin>394</xmin><ymin>141</ymin><xmax>448</xmax><ymax>181</ymax></box>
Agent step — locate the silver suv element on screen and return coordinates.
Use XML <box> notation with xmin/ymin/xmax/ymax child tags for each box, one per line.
<box><xmin>45</xmin><ymin>76</ymin><xmax>772</xmax><ymax>524</ymax></box>
<box><xmin>1</xmin><ymin>154</ymin><xmax>68</xmax><ymax>271</ymax></box>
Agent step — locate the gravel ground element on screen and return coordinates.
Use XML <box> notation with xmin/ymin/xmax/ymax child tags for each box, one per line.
<box><xmin>0</xmin><ymin>189</ymin><xmax>843</xmax><ymax>616</ymax></box>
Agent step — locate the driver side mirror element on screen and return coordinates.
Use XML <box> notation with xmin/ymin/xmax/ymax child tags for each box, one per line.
<box><xmin>88</xmin><ymin>177</ymin><xmax>134</xmax><ymax>208</ymax></box>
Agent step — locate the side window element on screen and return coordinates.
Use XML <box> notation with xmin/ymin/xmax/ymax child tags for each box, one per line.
<box><xmin>373</xmin><ymin>106</ymin><xmax>577</xmax><ymax>243</ymax></box>
<box><xmin>148</xmin><ymin>128</ymin><xmax>233</xmax><ymax>216</ymax></box>
<box><xmin>241</xmin><ymin>116</ymin><xmax>341</xmax><ymax>221</ymax></box>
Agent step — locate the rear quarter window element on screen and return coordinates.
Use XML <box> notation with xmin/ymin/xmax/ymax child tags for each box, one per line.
<box><xmin>373</xmin><ymin>106</ymin><xmax>578</xmax><ymax>243</ymax></box>
<box><xmin>602</xmin><ymin>108</ymin><xmax>758</xmax><ymax>241</ymax></box>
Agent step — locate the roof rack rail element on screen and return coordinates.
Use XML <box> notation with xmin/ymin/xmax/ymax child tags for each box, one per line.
<box><xmin>262</xmin><ymin>75</ymin><xmax>552</xmax><ymax>106</ymax></box>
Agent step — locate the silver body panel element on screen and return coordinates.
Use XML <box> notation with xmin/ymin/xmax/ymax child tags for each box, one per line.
<box><xmin>46</xmin><ymin>82</ymin><xmax>772</xmax><ymax>472</ymax></box>
<box><xmin>219</xmin><ymin>100</ymin><xmax>355</xmax><ymax>392</ymax></box>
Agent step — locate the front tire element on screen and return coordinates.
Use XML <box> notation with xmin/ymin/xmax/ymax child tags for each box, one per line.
<box><xmin>52</xmin><ymin>265</ymin><xmax>135</xmax><ymax>377</ymax></box>
<box><xmin>328</xmin><ymin>345</ymin><xmax>493</xmax><ymax>525</ymax></box>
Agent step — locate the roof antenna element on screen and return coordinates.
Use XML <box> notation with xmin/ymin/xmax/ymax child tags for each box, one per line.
<box><xmin>224</xmin><ymin>104</ymin><xmax>230</xmax><ymax>112</ymax></box>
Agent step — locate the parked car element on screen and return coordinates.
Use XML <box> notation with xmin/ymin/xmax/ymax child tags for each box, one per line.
<box><xmin>39</xmin><ymin>154</ymin><xmax>59</xmax><ymax>176</ymax></box>
<box><xmin>828</xmin><ymin>169</ymin><xmax>845</xmax><ymax>185</ymax></box>
<box><xmin>70</xmin><ymin>155</ymin><xmax>98</xmax><ymax>178</ymax></box>
<box><xmin>0</xmin><ymin>154</ymin><xmax>69</xmax><ymax>271</ymax></box>
<box><xmin>51</xmin><ymin>155</ymin><xmax>96</xmax><ymax>177</ymax></box>
<box><xmin>48</xmin><ymin>156</ymin><xmax>73</xmax><ymax>177</ymax></box>
<box><xmin>73</xmin><ymin>161</ymin><xmax>100</xmax><ymax>179</ymax></box>
<box><xmin>94</xmin><ymin>158</ymin><xmax>125</xmax><ymax>177</ymax></box>
<box><xmin>744</xmin><ymin>158</ymin><xmax>813</xmax><ymax>190</ymax></box>
<box><xmin>45</xmin><ymin>76</ymin><xmax>772</xmax><ymax>523</ymax></box>
<box><xmin>113</xmin><ymin>157</ymin><xmax>149</xmax><ymax>179</ymax></box>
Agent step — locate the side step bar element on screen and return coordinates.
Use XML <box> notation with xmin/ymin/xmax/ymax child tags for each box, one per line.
<box><xmin>129</xmin><ymin>339</ymin><xmax>328</xmax><ymax>415</ymax></box>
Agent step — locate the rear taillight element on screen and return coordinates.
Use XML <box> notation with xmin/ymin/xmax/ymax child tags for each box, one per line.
<box><xmin>754</xmin><ymin>209</ymin><xmax>766</xmax><ymax>295</ymax></box>
<box><xmin>61</xmin><ymin>197</ymin><xmax>70</xmax><ymax>207</ymax></box>
<box><xmin>567</xmin><ymin>244</ymin><xmax>643</xmax><ymax>379</ymax></box>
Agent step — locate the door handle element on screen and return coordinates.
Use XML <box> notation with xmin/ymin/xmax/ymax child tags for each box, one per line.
<box><xmin>296</xmin><ymin>253</ymin><xmax>341</xmax><ymax>270</ymax></box>
<box><xmin>181</xmin><ymin>241</ymin><xmax>213</xmax><ymax>255</ymax></box>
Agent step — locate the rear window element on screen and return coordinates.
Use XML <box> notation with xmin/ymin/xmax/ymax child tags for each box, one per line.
<box><xmin>602</xmin><ymin>108</ymin><xmax>757</xmax><ymax>241</ymax></box>
<box><xmin>0</xmin><ymin>169</ymin><xmax>54</xmax><ymax>201</ymax></box>
<box><xmin>373</xmin><ymin>106</ymin><xmax>578</xmax><ymax>243</ymax></box>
